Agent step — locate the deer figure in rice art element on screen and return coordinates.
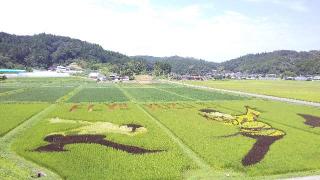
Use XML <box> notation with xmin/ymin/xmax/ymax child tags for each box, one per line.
<box><xmin>199</xmin><ymin>106</ymin><xmax>285</xmax><ymax>166</ymax></box>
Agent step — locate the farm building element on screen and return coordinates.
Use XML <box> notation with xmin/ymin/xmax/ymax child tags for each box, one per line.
<box><xmin>0</xmin><ymin>69</ymin><xmax>26</xmax><ymax>78</ymax></box>
<box><xmin>313</xmin><ymin>76</ymin><xmax>320</xmax><ymax>80</ymax></box>
<box><xmin>88</xmin><ymin>72</ymin><xmax>101</xmax><ymax>79</ymax></box>
<box><xmin>0</xmin><ymin>69</ymin><xmax>26</xmax><ymax>74</ymax></box>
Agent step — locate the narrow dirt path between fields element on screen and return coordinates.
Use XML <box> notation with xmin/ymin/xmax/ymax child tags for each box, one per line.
<box><xmin>164</xmin><ymin>80</ymin><xmax>320</xmax><ymax>179</ymax></box>
<box><xmin>166</xmin><ymin>81</ymin><xmax>320</xmax><ymax>108</ymax></box>
<box><xmin>116</xmin><ymin>85</ymin><xmax>236</xmax><ymax>179</ymax></box>
<box><xmin>0</xmin><ymin>85</ymin><xmax>82</xmax><ymax>179</ymax></box>
<box><xmin>152</xmin><ymin>87</ymin><xmax>197</xmax><ymax>101</ymax></box>
<box><xmin>0</xmin><ymin>88</ymin><xmax>27</xmax><ymax>97</ymax></box>
<box><xmin>0</xmin><ymin>104</ymin><xmax>61</xmax><ymax>180</ymax></box>
<box><xmin>135</xmin><ymin>105</ymin><xmax>210</xmax><ymax>169</ymax></box>
<box><xmin>56</xmin><ymin>85</ymin><xmax>84</xmax><ymax>103</ymax></box>
<box><xmin>117</xmin><ymin>86</ymin><xmax>207</xmax><ymax>166</ymax></box>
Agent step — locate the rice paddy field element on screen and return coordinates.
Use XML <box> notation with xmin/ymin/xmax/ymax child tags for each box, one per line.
<box><xmin>183</xmin><ymin>80</ymin><xmax>320</xmax><ymax>102</ymax></box>
<box><xmin>0</xmin><ymin>103</ymin><xmax>48</xmax><ymax>136</ymax></box>
<box><xmin>0</xmin><ymin>87</ymin><xmax>17</xmax><ymax>93</ymax></box>
<box><xmin>1</xmin><ymin>77</ymin><xmax>320</xmax><ymax>179</ymax></box>
<box><xmin>68</xmin><ymin>88</ymin><xmax>129</xmax><ymax>103</ymax></box>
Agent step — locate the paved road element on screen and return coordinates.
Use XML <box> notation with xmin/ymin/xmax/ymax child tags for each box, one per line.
<box><xmin>167</xmin><ymin>81</ymin><xmax>320</xmax><ymax>108</ymax></box>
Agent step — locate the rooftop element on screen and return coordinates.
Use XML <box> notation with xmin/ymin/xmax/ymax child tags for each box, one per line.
<box><xmin>0</xmin><ymin>69</ymin><xmax>26</xmax><ymax>73</ymax></box>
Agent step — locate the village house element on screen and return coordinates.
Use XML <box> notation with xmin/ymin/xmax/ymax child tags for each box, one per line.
<box><xmin>88</xmin><ymin>72</ymin><xmax>101</xmax><ymax>79</ymax></box>
<box><xmin>313</xmin><ymin>76</ymin><xmax>320</xmax><ymax>81</ymax></box>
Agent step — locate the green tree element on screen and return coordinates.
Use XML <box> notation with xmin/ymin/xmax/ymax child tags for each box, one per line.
<box><xmin>281</xmin><ymin>71</ymin><xmax>297</xmax><ymax>79</ymax></box>
<box><xmin>127</xmin><ymin>60</ymin><xmax>147</xmax><ymax>75</ymax></box>
<box><xmin>153</xmin><ymin>62</ymin><xmax>171</xmax><ymax>76</ymax></box>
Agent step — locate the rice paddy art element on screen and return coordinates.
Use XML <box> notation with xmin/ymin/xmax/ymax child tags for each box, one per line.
<box><xmin>35</xmin><ymin>118</ymin><xmax>163</xmax><ymax>154</ymax></box>
<box><xmin>298</xmin><ymin>114</ymin><xmax>320</xmax><ymax>128</ymax></box>
<box><xmin>199</xmin><ymin>106</ymin><xmax>285</xmax><ymax>166</ymax></box>
<box><xmin>4</xmin><ymin>79</ymin><xmax>320</xmax><ymax>179</ymax></box>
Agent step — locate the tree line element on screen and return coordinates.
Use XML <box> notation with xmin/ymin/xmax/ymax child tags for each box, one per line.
<box><xmin>0</xmin><ymin>32</ymin><xmax>172</xmax><ymax>76</ymax></box>
<box><xmin>221</xmin><ymin>50</ymin><xmax>320</xmax><ymax>75</ymax></box>
<box><xmin>1</xmin><ymin>32</ymin><xmax>319</xmax><ymax>76</ymax></box>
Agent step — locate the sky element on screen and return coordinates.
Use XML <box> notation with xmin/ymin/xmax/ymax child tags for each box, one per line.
<box><xmin>0</xmin><ymin>0</ymin><xmax>319</xmax><ymax>62</ymax></box>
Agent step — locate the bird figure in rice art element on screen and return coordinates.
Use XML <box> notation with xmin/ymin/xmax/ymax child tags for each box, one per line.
<box><xmin>199</xmin><ymin>106</ymin><xmax>285</xmax><ymax>166</ymax></box>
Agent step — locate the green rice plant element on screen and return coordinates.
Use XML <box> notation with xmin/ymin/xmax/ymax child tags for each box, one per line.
<box><xmin>0</xmin><ymin>156</ymin><xmax>30</xmax><ymax>179</ymax></box>
<box><xmin>119</xmin><ymin>83</ymin><xmax>183</xmax><ymax>89</ymax></box>
<box><xmin>68</xmin><ymin>88</ymin><xmax>129</xmax><ymax>102</ymax></box>
<box><xmin>0</xmin><ymin>89</ymin><xmax>26</xmax><ymax>98</ymax></box>
<box><xmin>4</xmin><ymin>78</ymin><xmax>320</xmax><ymax>179</ymax></box>
<box><xmin>215</xmin><ymin>99</ymin><xmax>320</xmax><ymax>137</ymax></box>
<box><xmin>84</xmin><ymin>83</ymin><xmax>116</xmax><ymax>88</ymax></box>
<box><xmin>184</xmin><ymin>80</ymin><xmax>320</xmax><ymax>102</ymax></box>
<box><xmin>163</xmin><ymin>87</ymin><xmax>246</xmax><ymax>101</ymax></box>
<box><xmin>0</xmin><ymin>77</ymin><xmax>94</xmax><ymax>88</ymax></box>
<box><xmin>149</xmin><ymin>83</ymin><xmax>185</xmax><ymax>88</ymax></box>
<box><xmin>0</xmin><ymin>88</ymin><xmax>17</xmax><ymax>93</ymax></box>
<box><xmin>0</xmin><ymin>87</ymin><xmax>73</xmax><ymax>102</ymax></box>
<box><xmin>12</xmin><ymin>103</ymin><xmax>197</xmax><ymax>180</ymax></box>
<box><xmin>125</xmin><ymin>88</ymin><xmax>188</xmax><ymax>102</ymax></box>
<box><xmin>146</xmin><ymin>99</ymin><xmax>320</xmax><ymax>177</ymax></box>
<box><xmin>0</xmin><ymin>103</ymin><xmax>48</xmax><ymax>136</ymax></box>
<box><xmin>117</xmin><ymin>83</ymin><xmax>152</xmax><ymax>88</ymax></box>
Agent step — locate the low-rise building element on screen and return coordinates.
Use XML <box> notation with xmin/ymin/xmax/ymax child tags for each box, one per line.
<box><xmin>313</xmin><ymin>76</ymin><xmax>320</xmax><ymax>81</ymax></box>
<box><xmin>285</xmin><ymin>77</ymin><xmax>295</xmax><ymax>80</ymax></box>
<box><xmin>121</xmin><ymin>76</ymin><xmax>130</xmax><ymax>81</ymax></box>
<box><xmin>295</xmin><ymin>76</ymin><xmax>308</xmax><ymax>81</ymax></box>
<box><xmin>89</xmin><ymin>72</ymin><xmax>100</xmax><ymax>79</ymax></box>
<box><xmin>0</xmin><ymin>69</ymin><xmax>26</xmax><ymax>78</ymax></box>
<box><xmin>109</xmin><ymin>73</ymin><xmax>119</xmax><ymax>80</ymax></box>
<box><xmin>56</xmin><ymin>66</ymin><xmax>70</xmax><ymax>73</ymax></box>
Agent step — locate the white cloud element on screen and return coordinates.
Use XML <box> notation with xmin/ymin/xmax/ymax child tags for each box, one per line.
<box><xmin>245</xmin><ymin>0</ymin><xmax>309</xmax><ymax>12</ymax></box>
<box><xmin>0</xmin><ymin>0</ymin><xmax>316</xmax><ymax>61</ymax></box>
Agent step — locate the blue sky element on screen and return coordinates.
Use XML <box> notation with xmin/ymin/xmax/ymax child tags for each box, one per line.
<box><xmin>0</xmin><ymin>0</ymin><xmax>319</xmax><ymax>62</ymax></box>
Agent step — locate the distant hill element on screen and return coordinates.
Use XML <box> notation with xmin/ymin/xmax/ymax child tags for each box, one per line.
<box><xmin>0</xmin><ymin>32</ymin><xmax>216</xmax><ymax>75</ymax></box>
<box><xmin>133</xmin><ymin>55</ymin><xmax>218</xmax><ymax>75</ymax></box>
<box><xmin>221</xmin><ymin>50</ymin><xmax>320</xmax><ymax>75</ymax></box>
<box><xmin>1</xmin><ymin>32</ymin><xmax>319</xmax><ymax>75</ymax></box>
<box><xmin>0</xmin><ymin>32</ymin><xmax>130</xmax><ymax>69</ymax></box>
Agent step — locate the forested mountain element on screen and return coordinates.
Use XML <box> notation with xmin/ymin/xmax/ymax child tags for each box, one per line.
<box><xmin>0</xmin><ymin>32</ymin><xmax>214</xmax><ymax>75</ymax></box>
<box><xmin>133</xmin><ymin>55</ymin><xmax>218</xmax><ymax>75</ymax></box>
<box><xmin>1</xmin><ymin>32</ymin><xmax>319</xmax><ymax>75</ymax></box>
<box><xmin>221</xmin><ymin>50</ymin><xmax>320</xmax><ymax>75</ymax></box>
<box><xmin>0</xmin><ymin>32</ymin><xmax>130</xmax><ymax>69</ymax></box>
